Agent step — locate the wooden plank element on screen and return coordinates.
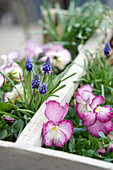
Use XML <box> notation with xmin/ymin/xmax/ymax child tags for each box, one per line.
<box><xmin>0</xmin><ymin>140</ymin><xmax>113</xmax><ymax>170</ymax></box>
<box><xmin>16</xmin><ymin>28</ymin><xmax>113</xmax><ymax>147</ymax></box>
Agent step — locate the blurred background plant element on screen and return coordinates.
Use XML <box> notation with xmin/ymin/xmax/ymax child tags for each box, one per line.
<box><xmin>0</xmin><ymin>0</ymin><xmax>113</xmax><ymax>57</ymax></box>
<box><xmin>34</xmin><ymin>0</ymin><xmax>113</xmax><ymax>60</ymax></box>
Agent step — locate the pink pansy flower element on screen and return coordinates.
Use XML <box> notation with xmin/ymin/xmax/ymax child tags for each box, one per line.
<box><xmin>42</xmin><ymin>100</ymin><xmax>73</xmax><ymax>148</ymax></box>
<box><xmin>82</xmin><ymin>95</ymin><xmax>113</xmax><ymax>137</ymax></box>
<box><xmin>75</xmin><ymin>84</ymin><xmax>95</xmax><ymax>119</ymax></box>
<box><xmin>75</xmin><ymin>84</ymin><xmax>113</xmax><ymax>137</ymax></box>
<box><xmin>3</xmin><ymin>62</ymin><xmax>23</xmax><ymax>81</ymax></box>
<box><xmin>4</xmin><ymin>83</ymin><xmax>24</xmax><ymax>103</ymax></box>
<box><xmin>0</xmin><ymin>53</ymin><xmax>23</xmax><ymax>86</ymax></box>
<box><xmin>83</xmin><ymin>96</ymin><xmax>113</xmax><ymax>137</ymax></box>
<box><xmin>41</xmin><ymin>44</ymin><xmax>71</xmax><ymax>70</ymax></box>
<box><xmin>25</xmin><ymin>40</ymin><xmax>43</xmax><ymax>60</ymax></box>
<box><xmin>8</xmin><ymin>50</ymin><xmax>20</xmax><ymax>61</ymax></box>
<box><xmin>108</xmin><ymin>144</ymin><xmax>113</xmax><ymax>153</ymax></box>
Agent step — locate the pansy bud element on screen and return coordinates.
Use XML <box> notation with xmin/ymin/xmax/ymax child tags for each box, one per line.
<box><xmin>25</xmin><ymin>57</ymin><xmax>33</xmax><ymax>72</ymax></box>
<box><xmin>108</xmin><ymin>143</ymin><xmax>113</xmax><ymax>153</ymax></box>
<box><xmin>104</xmin><ymin>42</ymin><xmax>111</xmax><ymax>55</ymax></box>
<box><xmin>39</xmin><ymin>83</ymin><xmax>47</xmax><ymax>94</ymax></box>
<box><xmin>42</xmin><ymin>57</ymin><xmax>51</xmax><ymax>74</ymax></box>
<box><xmin>4</xmin><ymin>116</ymin><xmax>15</xmax><ymax>123</ymax></box>
<box><xmin>32</xmin><ymin>73</ymin><xmax>40</xmax><ymax>89</ymax></box>
<box><xmin>98</xmin><ymin>147</ymin><xmax>106</xmax><ymax>157</ymax></box>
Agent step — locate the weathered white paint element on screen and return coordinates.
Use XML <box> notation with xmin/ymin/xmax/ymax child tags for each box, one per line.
<box><xmin>0</xmin><ymin>140</ymin><xmax>113</xmax><ymax>170</ymax></box>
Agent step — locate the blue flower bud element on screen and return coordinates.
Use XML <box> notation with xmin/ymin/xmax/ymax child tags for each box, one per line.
<box><xmin>25</xmin><ymin>57</ymin><xmax>33</xmax><ymax>72</ymax></box>
<box><xmin>39</xmin><ymin>83</ymin><xmax>47</xmax><ymax>94</ymax></box>
<box><xmin>42</xmin><ymin>57</ymin><xmax>51</xmax><ymax>74</ymax></box>
<box><xmin>104</xmin><ymin>42</ymin><xmax>111</xmax><ymax>55</ymax></box>
<box><xmin>32</xmin><ymin>73</ymin><xmax>40</xmax><ymax>88</ymax></box>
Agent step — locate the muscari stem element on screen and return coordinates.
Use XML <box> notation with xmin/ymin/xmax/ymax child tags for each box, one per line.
<box><xmin>36</xmin><ymin>94</ymin><xmax>42</xmax><ymax>111</ymax></box>
<box><xmin>29</xmin><ymin>88</ymin><xmax>35</xmax><ymax>109</ymax></box>
<box><xmin>29</xmin><ymin>72</ymin><xmax>32</xmax><ymax>96</ymax></box>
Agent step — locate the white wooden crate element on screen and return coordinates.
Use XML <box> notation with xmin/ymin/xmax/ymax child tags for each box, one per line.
<box><xmin>0</xmin><ymin>29</ymin><xmax>113</xmax><ymax>170</ymax></box>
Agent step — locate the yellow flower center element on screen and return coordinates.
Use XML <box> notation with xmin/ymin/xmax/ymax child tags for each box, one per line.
<box><xmin>52</xmin><ymin>126</ymin><xmax>57</xmax><ymax>131</ymax></box>
<box><xmin>96</xmin><ymin>108</ymin><xmax>99</xmax><ymax>112</ymax></box>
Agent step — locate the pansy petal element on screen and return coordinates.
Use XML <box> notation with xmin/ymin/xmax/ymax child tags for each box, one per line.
<box><xmin>4</xmin><ymin>92</ymin><xmax>14</xmax><ymax>102</ymax></box>
<box><xmin>82</xmin><ymin>91</ymin><xmax>95</xmax><ymax>104</ymax></box>
<box><xmin>42</xmin><ymin>121</ymin><xmax>55</xmax><ymax>138</ymax></box>
<box><xmin>8</xmin><ymin>50</ymin><xmax>20</xmax><ymax>61</ymax></box>
<box><xmin>45</xmin><ymin>100</ymin><xmax>69</xmax><ymax>123</ymax></box>
<box><xmin>90</xmin><ymin>95</ymin><xmax>105</xmax><ymax>110</ymax></box>
<box><xmin>44</xmin><ymin>127</ymin><xmax>67</xmax><ymax>148</ymax></box>
<box><xmin>78</xmin><ymin>84</ymin><xmax>93</xmax><ymax>95</ymax></box>
<box><xmin>12</xmin><ymin>63</ymin><xmax>23</xmax><ymax>80</ymax></box>
<box><xmin>94</xmin><ymin>106</ymin><xmax>112</xmax><ymax>123</ymax></box>
<box><xmin>76</xmin><ymin>103</ymin><xmax>87</xmax><ymax>113</ymax></box>
<box><xmin>82</xmin><ymin>112</ymin><xmax>96</xmax><ymax>126</ymax></box>
<box><xmin>75</xmin><ymin>94</ymin><xmax>85</xmax><ymax>104</ymax></box>
<box><xmin>87</xmin><ymin>120</ymin><xmax>113</xmax><ymax>137</ymax></box>
<box><xmin>58</xmin><ymin>120</ymin><xmax>73</xmax><ymax>141</ymax></box>
<box><xmin>0</xmin><ymin>75</ymin><xmax>5</xmax><ymax>87</ymax></box>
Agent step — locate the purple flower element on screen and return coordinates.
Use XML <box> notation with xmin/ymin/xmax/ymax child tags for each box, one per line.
<box><xmin>104</xmin><ymin>42</ymin><xmax>111</xmax><ymax>55</ymax></box>
<box><xmin>108</xmin><ymin>144</ymin><xmax>113</xmax><ymax>153</ymax></box>
<box><xmin>31</xmin><ymin>73</ymin><xmax>40</xmax><ymax>89</ymax></box>
<box><xmin>25</xmin><ymin>57</ymin><xmax>33</xmax><ymax>72</ymax></box>
<box><xmin>39</xmin><ymin>83</ymin><xmax>47</xmax><ymax>94</ymax></box>
<box><xmin>42</xmin><ymin>100</ymin><xmax>73</xmax><ymax>148</ymax></box>
<box><xmin>98</xmin><ymin>146</ymin><xmax>106</xmax><ymax>157</ymax></box>
<box><xmin>42</xmin><ymin>57</ymin><xmax>51</xmax><ymax>75</ymax></box>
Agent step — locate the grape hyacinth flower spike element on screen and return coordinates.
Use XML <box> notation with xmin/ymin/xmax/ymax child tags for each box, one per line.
<box><xmin>104</xmin><ymin>42</ymin><xmax>111</xmax><ymax>55</ymax></box>
<box><xmin>32</xmin><ymin>73</ymin><xmax>40</xmax><ymax>89</ymax></box>
<box><xmin>42</xmin><ymin>57</ymin><xmax>51</xmax><ymax>75</ymax></box>
<box><xmin>42</xmin><ymin>100</ymin><xmax>73</xmax><ymax>148</ymax></box>
<box><xmin>25</xmin><ymin>57</ymin><xmax>33</xmax><ymax>72</ymax></box>
<box><xmin>39</xmin><ymin>83</ymin><xmax>47</xmax><ymax>94</ymax></box>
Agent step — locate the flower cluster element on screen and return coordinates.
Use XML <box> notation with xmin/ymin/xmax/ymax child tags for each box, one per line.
<box><xmin>42</xmin><ymin>100</ymin><xmax>73</xmax><ymax>148</ymax></box>
<box><xmin>25</xmin><ymin>40</ymin><xmax>71</xmax><ymax>70</ymax></box>
<box><xmin>75</xmin><ymin>84</ymin><xmax>113</xmax><ymax>137</ymax></box>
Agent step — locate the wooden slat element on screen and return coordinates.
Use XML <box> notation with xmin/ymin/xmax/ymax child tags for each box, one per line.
<box><xmin>16</xmin><ymin>28</ymin><xmax>113</xmax><ymax>147</ymax></box>
<box><xmin>0</xmin><ymin>140</ymin><xmax>113</xmax><ymax>170</ymax></box>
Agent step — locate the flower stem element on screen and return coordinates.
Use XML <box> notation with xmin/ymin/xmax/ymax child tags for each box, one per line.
<box><xmin>36</xmin><ymin>94</ymin><xmax>42</xmax><ymax>111</ymax></box>
<box><xmin>29</xmin><ymin>88</ymin><xmax>35</xmax><ymax>109</ymax></box>
<box><xmin>41</xmin><ymin>74</ymin><xmax>46</xmax><ymax>85</ymax></box>
<box><xmin>29</xmin><ymin>72</ymin><xmax>32</xmax><ymax>96</ymax></box>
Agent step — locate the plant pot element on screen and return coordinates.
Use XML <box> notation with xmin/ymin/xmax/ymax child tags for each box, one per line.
<box><xmin>0</xmin><ymin>28</ymin><xmax>112</xmax><ymax>169</ymax></box>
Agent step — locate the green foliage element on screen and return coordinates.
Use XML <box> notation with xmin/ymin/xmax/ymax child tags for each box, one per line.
<box><xmin>38</xmin><ymin>0</ymin><xmax>110</xmax><ymax>59</ymax></box>
<box><xmin>75</xmin><ymin>49</ymin><xmax>113</xmax><ymax>108</ymax></box>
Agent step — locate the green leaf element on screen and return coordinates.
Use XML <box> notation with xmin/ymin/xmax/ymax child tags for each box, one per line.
<box><xmin>68</xmin><ymin>136</ymin><xmax>76</xmax><ymax>153</ymax></box>
<box><xmin>0</xmin><ymin>102</ymin><xmax>12</xmax><ymax>111</ymax></box>
<box><xmin>82</xmin><ymin>149</ymin><xmax>95</xmax><ymax>157</ymax></box>
<box><xmin>0</xmin><ymin>129</ymin><xmax>7</xmax><ymax>139</ymax></box>
<box><xmin>11</xmin><ymin>119</ymin><xmax>24</xmax><ymax>133</ymax></box>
